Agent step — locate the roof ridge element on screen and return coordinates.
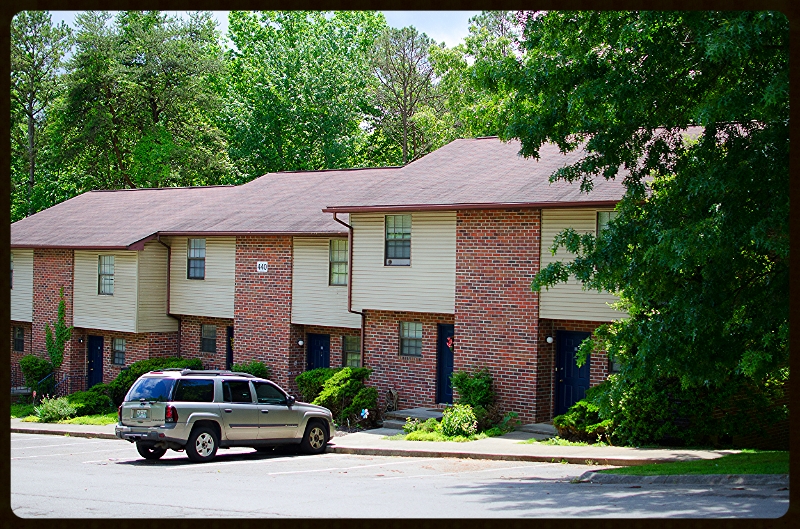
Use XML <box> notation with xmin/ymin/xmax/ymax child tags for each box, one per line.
<box><xmin>89</xmin><ymin>185</ymin><xmax>236</xmax><ymax>193</ymax></box>
<box><xmin>266</xmin><ymin>165</ymin><xmax>402</xmax><ymax>176</ymax></box>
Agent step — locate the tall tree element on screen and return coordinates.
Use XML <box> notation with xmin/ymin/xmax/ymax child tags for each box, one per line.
<box><xmin>56</xmin><ymin>11</ymin><xmax>236</xmax><ymax>190</ymax></box>
<box><xmin>483</xmin><ymin>12</ymin><xmax>789</xmax><ymax>390</ymax></box>
<box><xmin>225</xmin><ymin>11</ymin><xmax>385</xmax><ymax>179</ymax></box>
<box><xmin>369</xmin><ymin>26</ymin><xmax>444</xmax><ymax>165</ymax></box>
<box><xmin>10</xmin><ymin>11</ymin><xmax>72</xmax><ymax>217</ymax></box>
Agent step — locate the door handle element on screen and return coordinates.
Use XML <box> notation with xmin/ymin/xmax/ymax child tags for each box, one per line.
<box><xmin>223</xmin><ymin>409</ymin><xmax>232</xmax><ymax>413</ymax></box>
<box><xmin>260</xmin><ymin>409</ymin><xmax>270</xmax><ymax>414</ymax></box>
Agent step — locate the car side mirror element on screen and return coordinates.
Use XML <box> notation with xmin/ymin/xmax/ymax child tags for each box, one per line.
<box><xmin>286</xmin><ymin>395</ymin><xmax>296</xmax><ymax>406</ymax></box>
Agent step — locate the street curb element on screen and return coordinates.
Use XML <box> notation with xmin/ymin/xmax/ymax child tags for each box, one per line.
<box><xmin>11</xmin><ymin>427</ymin><xmax>119</xmax><ymax>440</ymax></box>
<box><xmin>576</xmin><ymin>471</ymin><xmax>790</xmax><ymax>486</ymax></box>
<box><xmin>327</xmin><ymin>445</ymin><xmax>664</xmax><ymax>466</ymax></box>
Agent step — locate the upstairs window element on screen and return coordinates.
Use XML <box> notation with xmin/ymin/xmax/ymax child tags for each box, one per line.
<box><xmin>329</xmin><ymin>239</ymin><xmax>348</xmax><ymax>286</ymax></box>
<box><xmin>187</xmin><ymin>238</ymin><xmax>206</xmax><ymax>279</ymax></box>
<box><xmin>201</xmin><ymin>324</ymin><xmax>217</xmax><ymax>353</ymax></box>
<box><xmin>112</xmin><ymin>338</ymin><xmax>126</xmax><ymax>365</ymax></box>
<box><xmin>385</xmin><ymin>215</ymin><xmax>411</xmax><ymax>266</ymax></box>
<box><xmin>343</xmin><ymin>335</ymin><xmax>361</xmax><ymax>367</ymax></box>
<box><xmin>13</xmin><ymin>327</ymin><xmax>24</xmax><ymax>352</ymax></box>
<box><xmin>400</xmin><ymin>322</ymin><xmax>423</xmax><ymax>356</ymax></box>
<box><xmin>597</xmin><ymin>211</ymin><xmax>619</xmax><ymax>234</ymax></box>
<box><xmin>98</xmin><ymin>255</ymin><xmax>115</xmax><ymax>295</ymax></box>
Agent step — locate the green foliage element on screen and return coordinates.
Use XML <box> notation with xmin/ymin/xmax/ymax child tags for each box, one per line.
<box><xmin>473</xmin><ymin>403</ymin><xmax>505</xmax><ymax>432</ymax></box>
<box><xmin>44</xmin><ymin>286</ymin><xmax>72</xmax><ymax>370</ymax></box>
<box><xmin>19</xmin><ymin>355</ymin><xmax>54</xmax><ymax>396</ymax></box>
<box><xmin>450</xmin><ymin>368</ymin><xmax>495</xmax><ymax>408</ymax></box>
<box><xmin>67</xmin><ymin>390</ymin><xmax>115</xmax><ymax>416</ymax></box>
<box><xmin>34</xmin><ymin>396</ymin><xmax>77</xmax><ymax>423</ymax></box>
<box><xmin>602</xmin><ymin>450</ymin><xmax>789</xmax><ymax>476</ymax></box>
<box><xmin>11</xmin><ymin>403</ymin><xmax>35</xmax><ymax>419</ymax></box>
<box><xmin>440</xmin><ymin>404</ymin><xmax>478</xmax><ymax>437</ymax></box>
<box><xmin>295</xmin><ymin>367</ymin><xmax>371</xmax><ymax>403</ymax></box>
<box><xmin>403</xmin><ymin>417</ymin><xmax>441</xmax><ymax>434</ymax></box>
<box><xmin>552</xmin><ymin>398</ymin><xmax>614</xmax><ymax>444</ymax></box>
<box><xmin>487</xmin><ymin>12</ymin><xmax>790</xmax><ymax>389</ymax></box>
<box><xmin>57</xmin><ymin>412</ymin><xmax>119</xmax><ymax>426</ymax></box>
<box><xmin>311</xmin><ymin>367</ymin><xmax>376</xmax><ymax>425</ymax></box>
<box><xmin>230</xmin><ymin>361</ymin><xmax>271</xmax><ymax>380</ymax></box>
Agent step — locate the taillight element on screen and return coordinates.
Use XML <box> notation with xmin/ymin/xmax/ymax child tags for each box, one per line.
<box><xmin>165</xmin><ymin>405</ymin><xmax>178</xmax><ymax>423</ymax></box>
<box><xmin>118</xmin><ymin>405</ymin><xmax>122</xmax><ymax>423</ymax></box>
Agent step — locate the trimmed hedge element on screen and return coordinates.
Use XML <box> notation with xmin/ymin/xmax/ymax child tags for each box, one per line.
<box><xmin>19</xmin><ymin>355</ymin><xmax>55</xmax><ymax>396</ymax></box>
<box><xmin>298</xmin><ymin>367</ymin><xmax>377</xmax><ymax>426</ymax></box>
<box><xmin>92</xmin><ymin>357</ymin><xmax>203</xmax><ymax>406</ymax></box>
<box><xmin>230</xmin><ymin>360</ymin><xmax>271</xmax><ymax>380</ymax></box>
<box><xmin>296</xmin><ymin>367</ymin><xmax>371</xmax><ymax>403</ymax></box>
<box><xmin>67</xmin><ymin>390</ymin><xmax>115</xmax><ymax>416</ymax></box>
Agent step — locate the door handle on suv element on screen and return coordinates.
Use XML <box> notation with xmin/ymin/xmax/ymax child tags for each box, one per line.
<box><xmin>223</xmin><ymin>409</ymin><xmax>232</xmax><ymax>413</ymax></box>
<box><xmin>260</xmin><ymin>409</ymin><xmax>270</xmax><ymax>414</ymax></box>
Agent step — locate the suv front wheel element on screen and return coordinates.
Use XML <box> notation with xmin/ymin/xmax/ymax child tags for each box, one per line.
<box><xmin>186</xmin><ymin>426</ymin><xmax>219</xmax><ymax>462</ymax></box>
<box><xmin>300</xmin><ymin>421</ymin><xmax>328</xmax><ymax>455</ymax></box>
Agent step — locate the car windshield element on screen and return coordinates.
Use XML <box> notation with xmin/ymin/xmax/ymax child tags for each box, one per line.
<box><xmin>126</xmin><ymin>377</ymin><xmax>176</xmax><ymax>402</ymax></box>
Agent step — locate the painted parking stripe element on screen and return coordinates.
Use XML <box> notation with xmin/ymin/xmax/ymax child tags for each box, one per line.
<box><xmin>376</xmin><ymin>464</ymin><xmax>546</xmax><ymax>480</ymax></box>
<box><xmin>12</xmin><ymin>447</ymin><xmax>132</xmax><ymax>460</ymax></box>
<box><xmin>11</xmin><ymin>440</ymin><xmax>111</xmax><ymax>450</ymax></box>
<box><xmin>170</xmin><ymin>455</ymin><xmax>420</xmax><ymax>473</ymax></box>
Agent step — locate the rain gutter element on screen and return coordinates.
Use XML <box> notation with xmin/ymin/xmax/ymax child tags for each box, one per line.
<box><xmin>323</xmin><ymin>200</ymin><xmax>620</xmax><ymax>214</ymax></box>
<box><xmin>331</xmin><ymin>213</ymin><xmax>365</xmax><ymax>368</ymax></box>
<box><xmin>156</xmin><ymin>235</ymin><xmax>182</xmax><ymax>356</ymax></box>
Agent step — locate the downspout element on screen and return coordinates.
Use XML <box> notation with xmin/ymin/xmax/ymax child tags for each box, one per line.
<box><xmin>332</xmin><ymin>213</ymin><xmax>365</xmax><ymax>367</ymax></box>
<box><xmin>156</xmin><ymin>235</ymin><xmax>181</xmax><ymax>356</ymax></box>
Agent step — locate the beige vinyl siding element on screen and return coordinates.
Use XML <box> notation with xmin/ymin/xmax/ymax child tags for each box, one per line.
<box><xmin>136</xmin><ymin>242</ymin><xmax>179</xmax><ymax>333</ymax></box>
<box><xmin>291</xmin><ymin>238</ymin><xmax>361</xmax><ymax>329</ymax></box>
<box><xmin>10</xmin><ymin>249</ymin><xmax>33</xmax><ymax>322</ymax></box>
<box><xmin>351</xmin><ymin>212</ymin><xmax>456</xmax><ymax>314</ymax></box>
<box><xmin>74</xmin><ymin>251</ymin><xmax>138</xmax><ymax>332</ymax></box>
<box><xmin>168</xmin><ymin>237</ymin><xmax>235</xmax><ymax>318</ymax></box>
<box><xmin>540</xmin><ymin>208</ymin><xmax>625</xmax><ymax>321</ymax></box>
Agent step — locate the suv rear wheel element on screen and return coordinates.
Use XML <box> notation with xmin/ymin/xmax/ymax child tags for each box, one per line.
<box><xmin>300</xmin><ymin>421</ymin><xmax>328</xmax><ymax>455</ymax></box>
<box><xmin>136</xmin><ymin>442</ymin><xmax>167</xmax><ymax>460</ymax></box>
<box><xmin>186</xmin><ymin>426</ymin><xmax>219</xmax><ymax>462</ymax></box>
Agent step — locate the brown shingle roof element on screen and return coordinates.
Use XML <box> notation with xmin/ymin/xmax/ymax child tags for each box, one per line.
<box><xmin>11</xmin><ymin>137</ymin><xmax>629</xmax><ymax>249</ymax></box>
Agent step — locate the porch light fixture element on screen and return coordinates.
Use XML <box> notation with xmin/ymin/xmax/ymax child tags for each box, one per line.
<box><xmin>297</xmin><ymin>340</ymin><xmax>304</xmax><ymax>347</ymax></box>
<box><xmin>545</xmin><ymin>336</ymin><xmax>554</xmax><ymax>344</ymax></box>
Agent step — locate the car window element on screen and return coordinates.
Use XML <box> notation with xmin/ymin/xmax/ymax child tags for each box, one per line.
<box><xmin>254</xmin><ymin>382</ymin><xmax>286</xmax><ymax>405</ymax></box>
<box><xmin>126</xmin><ymin>377</ymin><xmax>175</xmax><ymax>402</ymax></box>
<box><xmin>222</xmin><ymin>381</ymin><xmax>252</xmax><ymax>403</ymax></box>
<box><xmin>173</xmin><ymin>379</ymin><xmax>215</xmax><ymax>402</ymax></box>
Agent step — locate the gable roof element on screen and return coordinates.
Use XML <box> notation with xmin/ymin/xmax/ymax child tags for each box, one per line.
<box><xmin>11</xmin><ymin>137</ymin><xmax>629</xmax><ymax>249</ymax></box>
<box><xmin>322</xmin><ymin>137</ymin><xmax>626</xmax><ymax>213</ymax></box>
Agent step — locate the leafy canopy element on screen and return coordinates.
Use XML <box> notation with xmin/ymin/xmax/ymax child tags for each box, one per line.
<box><xmin>477</xmin><ymin>11</ymin><xmax>789</xmax><ymax>388</ymax></box>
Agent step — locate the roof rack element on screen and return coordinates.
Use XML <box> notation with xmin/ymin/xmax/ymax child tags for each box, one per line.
<box><xmin>179</xmin><ymin>369</ymin><xmax>257</xmax><ymax>378</ymax></box>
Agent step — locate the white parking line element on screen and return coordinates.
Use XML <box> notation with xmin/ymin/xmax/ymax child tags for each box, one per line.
<box><xmin>375</xmin><ymin>464</ymin><xmax>540</xmax><ymax>480</ymax></box>
<box><xmin>12</xmin><ymin>448</ymin><xmax>132</xmax><ymax>460</ymax></box>
<box><xmin>11</xmin><ymin>440</ymin><xmax>110</xmax><ymax>450</ymax></box>
<box><xmin>170</xmin><ymin>455</ymin><xmax>420</xmax><ymax>473</ymax></box>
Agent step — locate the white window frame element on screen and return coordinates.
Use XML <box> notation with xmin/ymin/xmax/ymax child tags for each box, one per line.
<box><xmin>188</xmin><ymin>238</ymin><xmax>206</xmax><ymax>280</ymax></box>
<box><xmin>201</xmin><ymin>324</ymin><xmax>217</xmax><ymax>353</ymax></box>
<box><xmin>597</xmin><ymin>210</ymin><xmax>619</xmax><ymax>234</ymax></box>
<box><xmin>98</xmin><ymin>255</ymin><xmax>115</xmax><ymax>295</ymax></box>
<box><xmin>343</xmin><ymin>335</ymin><xmax>361</xmax><ymax>367</ymax></box>
<box><xmin>400</xmin><ymin>322</ymin><xmax>423</xmax><ymax>356</ymax></box>
<box><xmin>112</xmin><ymin>338</ymin><xmax>126</xmax><ymax>365</ymax></box>
<box><xmin>385</xmin><ymin>214</ymin><xmax>411</xmax><ymax>266</ymax></box>
<box><xmin>329</xmin><ymin>239</ymin><xmax>348</xmax><ymax>286</ymax></box>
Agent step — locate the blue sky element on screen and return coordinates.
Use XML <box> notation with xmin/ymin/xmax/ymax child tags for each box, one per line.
<box><xmin>48</xmin><ymin>11</ymin><xmax>482</xmax><ymax>49</ymax></box>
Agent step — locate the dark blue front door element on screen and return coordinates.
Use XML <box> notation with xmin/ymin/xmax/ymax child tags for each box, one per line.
<box><xmin>87</xmin><ymin>335</ymin><xmax>104</xmax><ymax>388</ymax></box>
<box><xmin>437</xmin><ymin>324</ymin><xmax>455</xmax><ymax>404</ymax></box>
<box><xmin>555</xmin><ymin>331</ymin><xmax>591</xmax><ymax>416</ymax></box>
<box><xmin>307</xmin><ymin>334</ymin><xmax>330</xmax><ymax>370</ymax></box>
<box><xmin>226</xmin><ymin>326</ymin><xmax>234</xmax><ymax>370</ymax></box>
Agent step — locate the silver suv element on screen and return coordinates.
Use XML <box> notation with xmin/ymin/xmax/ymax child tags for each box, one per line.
<box><xmin>115</xmin><ymin>369</ymin><xmax>335</xmax><ymax>463</ymax></box>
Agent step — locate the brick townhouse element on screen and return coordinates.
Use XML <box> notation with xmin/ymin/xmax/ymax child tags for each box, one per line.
<box><xmin>10</xmin><ymin>137</ymin><xmax>627</xmax><ymax>421</ymax></box>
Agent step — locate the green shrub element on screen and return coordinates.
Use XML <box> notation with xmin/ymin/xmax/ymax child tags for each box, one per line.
<box><xmin>19</xmin><ymin>355</ymin><xmax>54</xmax><ymax>395</ymax></box>
<box><xmin>553</xmin><ymin>399</ymin><xmax>614</xmax><ymax>443</ymax></box>
<box><xmin>403</xmin><ymin>417</ymin><xmax>441</xmax><ymax>434</ymax></box>
<box><xmin>440</xmin><ymin>404</ymin><xmax>478</xmax><ymax>437</ymax></box>
<box><xmin>296</xmin><ymin>367</ymin><xmax>372</xmax><ymax>403</ymax></box>
<box><xmin>67</xmin><ymin>390</ymin><xmax>115</xmax><ymax>416</ymax></box>
<box><xmin>451</xmin><ymin>368</ymin><xmax>495</xmax><ymax>408</ymax></box>
<box><xmin>231</xmin><ymin>360</ymin><xmax>271</xmax><ymax>379</ymax></box>
<box><xmin>310</xmin><ymin>367</ymin><xmax>377</xmax><ymax>426</ymax></box>
<box><xmin>34</xmin><ymin>396</ymin><xmax>77</xmax><ymax>423</ymax></box>
<box><xmin>473</xmin><ymin>403</ymin><xmax>505</xmax><ymax>431</ymax></box>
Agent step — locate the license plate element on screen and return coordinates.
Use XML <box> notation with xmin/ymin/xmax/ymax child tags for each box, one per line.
<box><xmin>135</xmin><ymin>409</ymin><xmax>148</xmax><ymax>419</ymax></box>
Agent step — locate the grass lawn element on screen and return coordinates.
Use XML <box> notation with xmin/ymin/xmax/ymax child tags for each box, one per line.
<box><xmin>386</xmin><ymin>428</ymin><xmax>506</xmax><ymax>443</ymax></box>
<box><xmin>520</xmin><ymin>436</ymin><xmax>610</xmax><ymax>447</ymax></box>
<box><xmin>11</xmin><ymin>403</ymin><xmax>35</xmax><ymax>419</ymax></box>
<box><xmin>601</xmin><ymin>450</ymin><xmax>789</xmax><ymax>475</ymax></box>
<box><xmin>12</xmin><ymin>402</ymin><xmax>118</xmax><ymax>425</ymax></box>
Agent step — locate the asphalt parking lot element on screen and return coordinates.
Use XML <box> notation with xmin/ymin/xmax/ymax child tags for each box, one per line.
<box><xmin>11</xmin><ymin>433</ymin><xmax>790</xmax><ymax>518</ymax></box>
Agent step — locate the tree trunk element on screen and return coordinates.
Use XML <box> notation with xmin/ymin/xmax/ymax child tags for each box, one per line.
<box><xmin>27</xmin><ymin>109</ymin><xmax>35</xmax><ymax>217</ymax></box>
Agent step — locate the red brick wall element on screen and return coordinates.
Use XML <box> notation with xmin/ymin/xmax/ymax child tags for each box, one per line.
<box><xmin>178</xmin><ymin>316</ymin><xmax>234</xmax><ymax>369</ymax></box>
<box><xmin>455</xmin><ymin>209</ymin><xmax>541</xmax><ymax>422</ymax></box>
<box><xmin>363</xmin><ymin>310</ymin><xmax>454</xmax><ymax>411</ymax></box>
<box><xmin>32</xmin><ymin>249</ymin><xmax>82</xmax><ymax>382</ymax></box>
<box><xmin>73</xmin><ymin>329</ymin><xmax>180</xmax><ymax>383</ymax></box>
<box><xmin>234</xmin><ymin>236</ymin><xmax>295</xmax><ymax>389</ymax></box>
<box><xmin>538</xmin><ymin>318</ymin><xmax>607</xmax><ymax>420</ymax></box>
<box><xmin>10</xmin><ymin>321</ymin><xmax>33</xmax><ymax>386</ymax></box>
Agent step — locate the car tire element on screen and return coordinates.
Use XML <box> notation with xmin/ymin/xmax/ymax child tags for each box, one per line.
<box><xmin>186</xmin><ymin>426</ymin><xmax>219</xmax><ymax>463</ymax></box>
<box><xmin>300</xmin><ymin>420</ymin><xmax>328</xmax><ymax>455</ymax></box>
<box><xmin>136</xmin><ymin>442</ymin><xmax>167</xmax><ymax>460</ymax></box>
